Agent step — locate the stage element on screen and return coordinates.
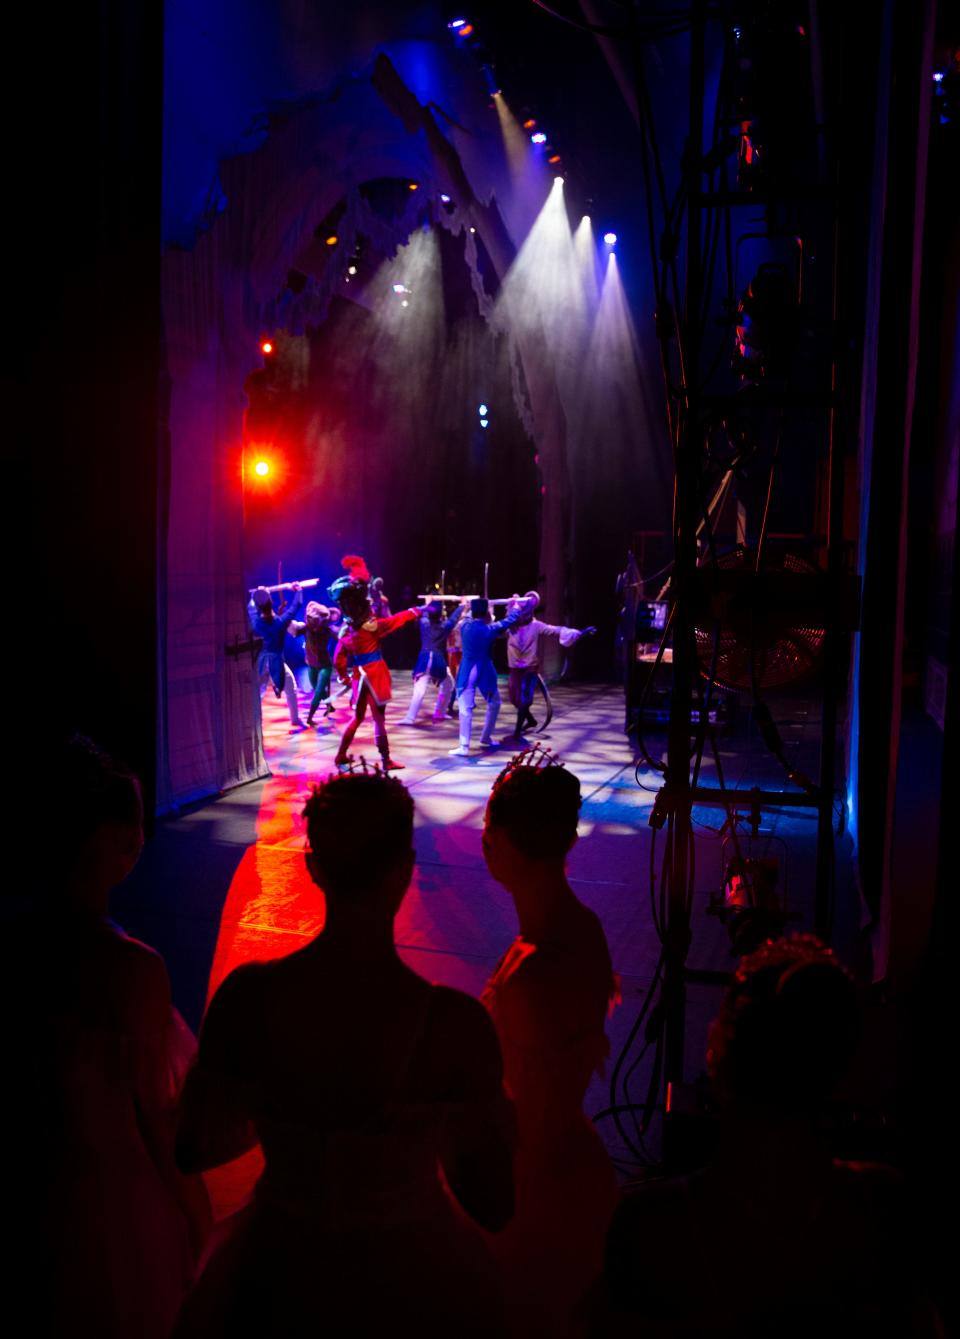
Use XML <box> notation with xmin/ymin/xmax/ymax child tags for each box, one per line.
<box><xmin>115</xmin><ymin>674</ymin><xmax>858</xmax><ymax>1212</ymax></box>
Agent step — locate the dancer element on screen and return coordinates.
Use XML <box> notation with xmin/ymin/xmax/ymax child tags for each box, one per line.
<box><xmin>292</xmin><ymin>602</ymin><xmax>336</xmax><ymax>727</ymax></box>
<box><xmin>505</xmin><ymin>600</ymin><xmax>596</xmax><ymax>739</ymax></box>
<box><xmin>445</xmin><ymin>599</ymin><xmax>469</xmax><ymax>717</ymax></box>
<box><xmin>20</xmin><ymin>735</ymin><xmax>212</xmax><ymax>1338</ymax></box>
<box><xmin>330</xmin><ymin>568</ymin><xmax>420</xmax><ymax>770</ymax></box>
<box><xmin>450</xmin><ymin>594</ymin><xmax>538</xmax><ymax>757</ymax></box>
<box><xmin>480</xmin><ymin>749</ymin><xmax>619</xmax><ymax>1338</ymax></box>
<box><xmin>400</xmin><ymin>599</ymin><xmax>464</xmax><ymax>725</ymax></box>
<box><xmin>601</xmin><ymin>936</ymin><xmax>942</xmax><ymax>1334</ymax></box>
<box><xmin>250</xmin><ymin>583</ymin><xmax>303</xmax><ymax>729</ymax></box>
<box><xmin>370</xmin><ymin>575</ymin><xmax>392</xmax><ymax>618</ymax></box>
<box><xmin>175</xmin><ymin>770</ymin><xmax>513</xmax><ymax>1338</ymax></box>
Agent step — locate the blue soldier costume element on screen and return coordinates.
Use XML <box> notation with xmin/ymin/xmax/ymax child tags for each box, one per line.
<box><xmin>251</xmin><ymin>586</ymin><xmax>303</xmax><ymax>726</ymax></box>
<box><xmin>451</xmin><ymin>593</ymin><xmax>538</xmax><ymax>754</ymax></box>
<box><xmin>400</xmin><ymin>601</ymin><xmax>464</xmax><ymax>724</ymax></box>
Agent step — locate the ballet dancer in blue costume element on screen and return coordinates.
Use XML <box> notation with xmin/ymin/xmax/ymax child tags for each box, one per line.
<box><xmin>449</xmin><ymin>593</ymin><xmax>538</xmax><ymax>757</ymax></box>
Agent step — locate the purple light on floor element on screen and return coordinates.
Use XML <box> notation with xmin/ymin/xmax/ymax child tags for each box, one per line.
<box><xmin>531</xmin><ymin>132</ymin><xmax>547</xmax><ymax>144</ymax></box>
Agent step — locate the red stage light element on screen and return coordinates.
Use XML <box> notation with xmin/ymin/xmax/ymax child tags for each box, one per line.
<box><xmin>548</xmin><ymin>154</ymin><xmax>561</xmax><ymax>164</ymax></box>
<box><xmin>260</xmin><ymin>340</ymin><xmax>274</xmax><ymax>355</ymax></box>
<box><xmin>459</xmin><ymin>23</ymin><xmax>474</xmax><ymax>37</ymax></box>
<box><xmin>523</xmin><ymin>118</ymin><xmax>536</xmax><ymax>129</ymax></box>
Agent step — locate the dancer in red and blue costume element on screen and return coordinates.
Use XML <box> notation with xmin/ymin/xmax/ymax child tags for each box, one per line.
<box><xmin>329</xmin><ymin>557</ymin><xmax>420</xmax><ymax>770</ymax></box>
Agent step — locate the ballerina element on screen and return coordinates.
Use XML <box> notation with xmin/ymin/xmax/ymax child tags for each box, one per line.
<box><xmin>480</xmin><ymin>747</ymin><xmax>620</xmax><ymax>1337</ymax></box>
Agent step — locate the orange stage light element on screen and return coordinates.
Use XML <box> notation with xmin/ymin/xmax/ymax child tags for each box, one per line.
<box><xmin>325</xmin><ymin>235</ymin><xmax>338</xmax><ymax>246</ymax></box>
<box><xmin>260</xmin><ymin>340</ymin><xmax>273</xmax><ymax>355</ymax></box>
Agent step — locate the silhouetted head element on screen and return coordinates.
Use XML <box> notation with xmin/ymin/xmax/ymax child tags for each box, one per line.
<box><xmin>707</xmin><ymin>934</ymin><xmax>860</xmax><ymax>1115</ymax></box>
<box><xmin>60</xmin><ymin>735</ymin><xmax>144</xmax><ymax>902</ymax></box>
<box><xmin>483</xmin><ymin>754</ymin><xmax>581</xmax><ymax>884</ymax></box>
<box><xmin>425</xmin><ymin>600</ymin><xmax>443</xmax><ymax>621</ymax></box>
<box><xmin>253</xmin><ymin>587</ymin><xmax>274</xmax><ymax>619</ymax></box>
<box><xmin>302</xmin><ymin>772</ymin><xmax>415</xmax><ymax>908</ymax></box>
<box><xmin>471</xmin><ymin>598</ymin><xmax>489</xmax><ymax>621</ymax></box>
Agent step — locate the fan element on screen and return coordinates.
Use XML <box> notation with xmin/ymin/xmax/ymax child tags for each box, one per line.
<box><xmin>694</xmin><ymin>546</ymin><xmax>825</xmax><ymax>693</ymax></box>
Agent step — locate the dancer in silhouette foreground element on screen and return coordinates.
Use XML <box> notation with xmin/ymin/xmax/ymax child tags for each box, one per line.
<box><xmin>176</xmin><ymin>769</ymin><xmax>514</xmax><ymax>1337</ymax></box>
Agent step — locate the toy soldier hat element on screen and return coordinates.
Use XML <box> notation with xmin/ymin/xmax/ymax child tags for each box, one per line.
<box><xmin>253</xmin><ymin>586</ymin><xmax>272</xmax><ymax>608</ymax></box>
<box><xmin>471</xmin><ymin>597</ymin><xmax>489</xmax><ymax>618</ymax></box>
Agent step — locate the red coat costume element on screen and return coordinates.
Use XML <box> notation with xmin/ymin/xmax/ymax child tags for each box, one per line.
<box><xmin>335</xmin><ymin>610</ymin><xmax>419</xmax><ymax>706</ymax></box>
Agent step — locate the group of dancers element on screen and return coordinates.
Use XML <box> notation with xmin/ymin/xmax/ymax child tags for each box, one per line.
<box><xmin>249</xmin><ymin>555</ymin><xmax>595</xmax><ymax>771</ymax></box>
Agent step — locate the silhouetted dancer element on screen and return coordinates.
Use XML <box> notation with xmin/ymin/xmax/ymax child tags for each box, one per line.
<box><xmin>599</xmin><ymin>936</ymin><xmax>942</xmax><ymax>1336</ymax></box>
<box><xmin>175</xmin><ymin>769</ymin><xmax>514</xmax><ymax>1338</ymax></box>
<box><xmin>480</xmin><ymin>748</ymin><xmax>620</xmax><ymax>1338</ymax></box>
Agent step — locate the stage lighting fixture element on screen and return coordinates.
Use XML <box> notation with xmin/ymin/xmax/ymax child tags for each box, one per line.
<box><xmin>483</xmin><ymin>71</ymin><xmax>501</xmax><ymax>96</ymax></box>
<box><xmin>603</xmin><ymin>232</ymin><xmax>617</xmax><ymax>245</ymax></box>
<box><xmin>554</xmin><ymin>176</ymin><xmax>564</xmax><ymax>185</ymax></box>
<box><xmin>401</xmin><ymin>299</ymin><xmax>409</xmax><ymax>308</ymax></box>
<box><xmin>260</xmin><ymin>339</ymin><xmax>274</xmax><ymax>355</ymax></box>
<box><xmin>480</xmin><ymin>418</ymin><xmax>489</xmax><ymax>428</ymax></box>
<box><xmin>547</xmin><ymin>154</ymin><xmax>561</xmax><ymax>165</ymax></box>
<box><xmin>408</xmin><ymin>182</ymin><xmax>419</xmax><ymax>191</ymax></box>
<box><xmin>347</xmin><ymin>264</ymin><xmax>357</xmax><ymax>275</ymax></box>
<box><xmin>933</xmin><ymin>70</ymin><xmax>945</xmax><ymax>82</ymax></box>
<box><xmin>457</xmin><ymin>23</ymin><xmax>474</xmax><ymax>36</ymax></box>
<box><xmin>530</xmin><ymin>132</ymin><xmax>547</xmax><ymax>144</ymax></box>
<box><xmin>440</xmin><ymin>193</ymin><xmax>451</xmax><ymax>203</ymax></box>
<box><xmin>392</xmin><ymin>283</ymin><xmax>409</xmax><ymax>293</ymax></box>
<box><xmin>523</xmin><ymin>118</ymin><xmax>536</xmax><ymax>129</ymax></box>
<box><xmin>448</xmin><ymin>18</ymin><xmax>466</xmax><ymax>29</ymax></box>
<box><xmin>325</xmin><ymin>235</ymin><xmax>338</xmax><ymax>246</ymax></box>
<box><xmin>469</xmin><ymin>226</ymin><xmax>476</xmax><ymax>233</ymax></box>
<box><xmin>254</xmin><ymin>460</ymin><xmax>270</xmax><ymax>477</ymax></box>
<box><xmin>478</xmin><ymin>403</ymin><xmax>488</xmax><ymax>415</ymax></box>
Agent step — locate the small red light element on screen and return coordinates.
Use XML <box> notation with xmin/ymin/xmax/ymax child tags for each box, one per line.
<box><xmin>260</xmin><ymin>340</ymin><xmax>273</xmax><ymax>355</ymax></box>
<box><xmin>523</xmin><ymin>118</ymin><xmax>536</xmax><ymax>129</ymax></box>
<box><xmin>547</xmin><ymin>154</ymin><xmax>561</xmax><ymax>164</ymax></box>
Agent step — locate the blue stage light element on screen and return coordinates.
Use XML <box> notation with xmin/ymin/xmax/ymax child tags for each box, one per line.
<box><xmin>531</xmin><ymin>132</ymin><xmax>547</xmax><ymax>144</ymax></box>
<box><xmin>933</xmin><ymin>71</ymin><xmax>945</xmax><ymax>83</ymax></box>
<box><xmin>480</xmin><ymin>418</ymin><xmax>489</xmax><ymax>428</ymax></box>
<box><xmin>603</xmin><ymin>232</ymin><xmax>617</xmax><ymax>245</ymax></box>
<box><xmin>440</xmin><ymin>193</ymin><xmax>451</xmax><ymax>203</ymax></box>
<box><xmin>478</xmin><ymin>403</ymin><xmax>488</xmax><ymax>415</ymax></box>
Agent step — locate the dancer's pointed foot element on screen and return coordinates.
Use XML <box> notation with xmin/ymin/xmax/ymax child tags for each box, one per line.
<box><xmin>449</xmin><ymin>744</ymin><xmax>471</xmax><ymax>757</ymax></box>
<box><xmin>383</xmin><ymin>758</ymin><xmax>405</xmax><ymax>771</ymax></box>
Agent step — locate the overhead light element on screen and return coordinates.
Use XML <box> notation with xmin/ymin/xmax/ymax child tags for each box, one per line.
<box><xmin>603</xmin><ymin>232</ymin><xmax>617</xmax><ymax>245</ymax></box>
<box><xmin>448</xmin><ymin>19</ymin><xmax>467</xmax><ymax>29</ymax></box>
<box><xmin>347</xmin><ymin>264</ymin><xmax>357</xmax><ymax>275</ymax></box>
<box><xmin>260</xmin><ymin>339</ymin><xmax>274</xmax><ymax>355</ymax></box>
<box><xmin>325</xmin><ymin>235</ymin><xmax>338</xmax><ymax>246</ymax></box>
<box><xmin>478</xmin><ymin>403</ymin><xmax>488</xmax><ymax>415</ymax></box>
<box><xmin>440</xmin><ymin>193</ymin><xmax>451</xmax><ymax>203</ymax></box>
<box><xmin>531</xmin><ymin>132</ymin><xmax>547</xmax><ymax>144</ymax></box>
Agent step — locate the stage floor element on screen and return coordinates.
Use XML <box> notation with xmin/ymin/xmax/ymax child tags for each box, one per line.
<box><xmin>116</xmin><ymin>674</ymin><xmax>858</xmax><ymax>1210</ymax></box>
